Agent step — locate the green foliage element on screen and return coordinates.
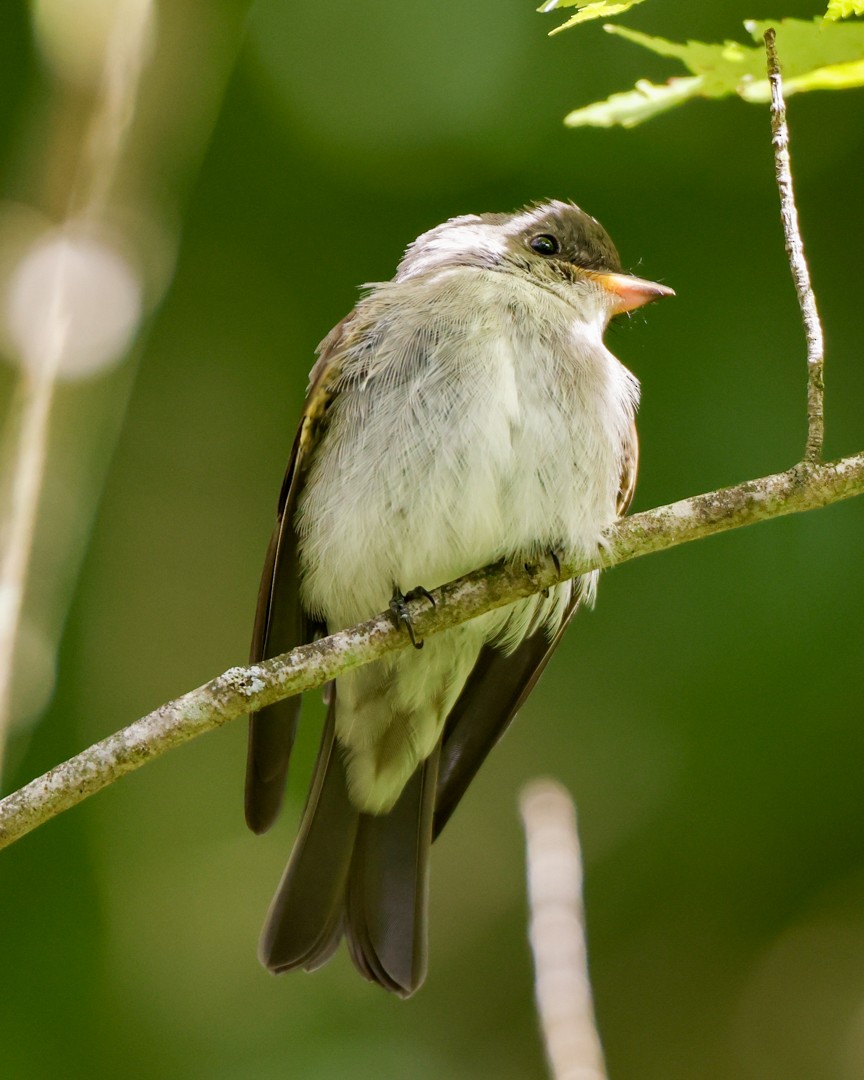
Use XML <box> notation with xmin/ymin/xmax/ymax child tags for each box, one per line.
<box><xmin>539</xmin><ymin>0</ymin><xmax>648</xmax><ymax>36</ymax></box>
<box><xmin>826</xmin><ymin>0</ymin><xmax>864</xmax><ymax>19</ymax></box>
<box><xmin>564</xmin><ymin>17</ymin><xmax>864</xmax><ymax>128</ymax></box>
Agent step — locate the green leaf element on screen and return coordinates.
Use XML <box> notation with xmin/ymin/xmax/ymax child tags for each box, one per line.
<box><xmin>565</xmin><ymin>76</ymin><xmax>703</xmax><ymax>127</ymax></box>
<box><xmin>825</xmin><ymin>0</ymin><xmax>864</xmax><ymax>20</ymax></box>
<box><xmin>564</xmin><ymin>17</ymin><xmax>864</xmax><ymax>128</ymax></box>
<box><xmin>607</xmin><ymin>25</ymin><xmax>767</xmax><ymax>96</ymax></box>
<box><xmin>745</xmin><ymin>18</ymin><xmax>864</xmax><ymax>71</ymax></box>
<box><xmin>784</xmin><ymin>57</ymin><xmax>864</xmax><ymax>90</ymax></box>
<box><xmin>539</xmin><ymin>0</ymin><xmax>648</xmax><ymax>35</ymax></box>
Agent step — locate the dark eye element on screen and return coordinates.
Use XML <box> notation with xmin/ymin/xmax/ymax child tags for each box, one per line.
<box><xmin>529</xmin><ymin>234</ymin><xmax>560</xmax><ymax>256</ymax></box>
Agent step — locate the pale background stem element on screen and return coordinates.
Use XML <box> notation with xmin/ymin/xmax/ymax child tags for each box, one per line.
<box><xmin>0</xmin><ymin>0</ymin><xmax>154</xmax><ymax>776</ymax></box>
<box><xmin>521</xmin><ymin>780</ymin><xmax>608</xmax><ymax>1080</ymax></box>
<box><xmin>0</xmin><ymin>258</ymin><xmax>71</xmax><ymax>773</ymax></box>
<box><xmin>0</xmin><ymin>1</ymin><xmax>247</xmax><ymax>783</ymax></box>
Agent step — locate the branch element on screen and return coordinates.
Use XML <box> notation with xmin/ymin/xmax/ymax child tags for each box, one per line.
<box><xmin>1</xmin><ymin>453</ymin><xmax>862</xmax><ymax>850</ymax></box>
<box><xmin>764</xmin><ymin>28</ymin><xmax>826</xmax><ymax>462</ymax></box>
<box><xmin>521</xmin><ymin>779</ymin><xmax>607</xmax><ymax>1080</ymax></box>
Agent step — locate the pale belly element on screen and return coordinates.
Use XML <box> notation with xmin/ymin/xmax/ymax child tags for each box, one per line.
<box><xmin>297</xmin><ymin>338</ymin><xmax>631</xmax><ymax>630</ymax></box>
<box><xmin>291</xmin><ymin>275</ymin><xmax>638</xmax><ymax>813</ymax></box>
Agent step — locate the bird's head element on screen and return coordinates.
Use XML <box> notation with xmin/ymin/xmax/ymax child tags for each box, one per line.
<box><xmin>396</xmin><ymin>199</ymin><xmax>673</xmax><ymax>325</ymax></box>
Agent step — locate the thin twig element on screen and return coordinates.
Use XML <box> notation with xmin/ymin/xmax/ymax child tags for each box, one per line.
<box><xmin>0</xmin><ymin>451</ymin><xmax>862</xmax><ymax>850</ymax></box>
<box><xmin>521</xmin><ymin>780</ymin><xmax>607</xmax><ymax>1080</ymax></box>
<box><xmin>764</xmin><ymin>28</ymin><xmax>826</xmax><ymax>462</ymax></box>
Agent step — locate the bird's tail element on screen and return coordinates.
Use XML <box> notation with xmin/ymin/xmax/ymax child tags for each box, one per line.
<box><xmin>258</xmin><ymin>700</ymin><xmax>439</xmax><ymax>998</ymax></box>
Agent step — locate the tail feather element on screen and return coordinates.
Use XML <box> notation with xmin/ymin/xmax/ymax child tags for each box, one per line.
<box><xmin>259</xmin><ymin>706</ymin><xmax>358</xmax><ymax>973</ymax></box>
<box><xmin>346</xmin><ymin>747</ymin><xmax>439</xmax><ymax>997</ymax></box>
<box><xmin>259</xmin><ymin>699</ymin><xmax>439</xmax><ymax>997</ymax></box>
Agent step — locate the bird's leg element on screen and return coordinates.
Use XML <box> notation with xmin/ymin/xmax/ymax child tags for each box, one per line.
<box><xmin>390</xmin><ymin>585</ymin><xmax>436</xmax><ymax>650</ymax></box>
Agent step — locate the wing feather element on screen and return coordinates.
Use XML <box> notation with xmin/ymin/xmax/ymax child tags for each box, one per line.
<box><xmin>433</xmin><ymin>588</ymin><xmax>581</xmax><ymax>838</ymax></box>
<box><xmin>244</xmin><ymin>316</ymin><xmax>352</xmax><ymax>834</ymax></box>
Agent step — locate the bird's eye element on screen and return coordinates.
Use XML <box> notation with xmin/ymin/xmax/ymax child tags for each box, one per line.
<box><xmin>529</xmin><ymin>234</ymin><xmax>560</xmax><ymax>256</ymax></box>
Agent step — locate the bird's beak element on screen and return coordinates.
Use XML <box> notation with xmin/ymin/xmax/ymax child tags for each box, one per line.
<box><xmin>592</xmin><ymin>272</ymin><xmax>675</xmax><ymax>314</ymax></box>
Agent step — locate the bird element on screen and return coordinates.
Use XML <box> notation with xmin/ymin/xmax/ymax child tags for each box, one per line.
<box><xmin>245</xmin><ymin>200</ymin><xmax>673</xmax><ymax>997</ymax></box>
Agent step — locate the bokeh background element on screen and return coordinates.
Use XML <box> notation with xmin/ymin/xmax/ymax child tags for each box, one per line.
<box><xmin>1</xmin><ymin>1</ymin><xmax>863</xmax><ymax>1077</ymax></box>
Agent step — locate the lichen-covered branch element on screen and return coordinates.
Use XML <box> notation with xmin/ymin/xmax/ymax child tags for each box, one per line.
<box><xmin>764</xmin><ymin>28</ymin><xmax>826</xmax><ymax>462</ymax></box>
<box><xmin>1</xmin><ymin>452</ymin><xmax>862</xmax><ymax>851</ymax></box>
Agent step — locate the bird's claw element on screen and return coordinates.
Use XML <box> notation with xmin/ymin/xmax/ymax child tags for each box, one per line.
<box><xmin>523</xmin><ymin>549</ymin><xmax>564</xmax><ymax>598</ymax></box>
<box><xmin>390</xmin><ymin>585</ymin><xmax>435</xmax><ymax>650</ymax></box>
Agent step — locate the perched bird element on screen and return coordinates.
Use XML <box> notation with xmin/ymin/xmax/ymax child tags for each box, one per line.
<box><xmin>246</xmin><ymin>200</ymin><xmax>672</xmax><ymax>997</ymax></box>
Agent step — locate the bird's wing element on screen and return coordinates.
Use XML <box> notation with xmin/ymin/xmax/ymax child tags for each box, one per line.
<box><xmin>616</xmin><ymin>419</ymin><xmax>639</xmax><ymax>518</ymax></box>
<box><xmin>432</xmin><ymin>588</ymin><xmax>582</xmax><ymax>839</ymax></box>
<box><xmin>258</xmin><ymin>699</ymin><xmax>359</xmax><ymax>972</ymax></box>
<box><xmin>433</xmin><ymin>420</ymin><xmax>639</xmax><ymax>838</ymax></box>
<box><xmin>244</xmin><ymin>316</ymin><xmax>353</xmax><ymax>834</ymax></box>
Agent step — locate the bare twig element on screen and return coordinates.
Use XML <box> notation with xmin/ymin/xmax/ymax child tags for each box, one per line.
<box><xmin>521</xmin><ymin>780</ymin><xmax>607</xmax><ymax>1080</ymax></box>
<box><xmin>764</xmin><ymin>28</ymin><xmax>826</xmax><ymax>462</ymax></box>
<box><xmin>1</xmin><ymin>452</ymin><xmax>862</xmax><ymax>850</ymax></box>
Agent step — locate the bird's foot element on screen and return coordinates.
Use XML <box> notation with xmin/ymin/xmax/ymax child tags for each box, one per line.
<box><xmin>523</xmin><ymin>549</ymin><xmax>564</xmax><ymax>598</ymax></box>
<box><xmin>390</xmin><ymin>585</ymin><xmax>436</xmax><ymax>650</ymax></box>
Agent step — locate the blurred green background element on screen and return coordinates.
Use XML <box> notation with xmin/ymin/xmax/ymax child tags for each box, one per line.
<box><xmin>1</xmin><ymin>1</ymin><xmax>863</xmax><ymax>1077</ymax></box>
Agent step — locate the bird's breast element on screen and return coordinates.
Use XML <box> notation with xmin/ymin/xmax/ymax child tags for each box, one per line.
<box><xmin>296</xmin><ymin>271</ymin><xmax>638</xmax><ymax>629</ymax></box>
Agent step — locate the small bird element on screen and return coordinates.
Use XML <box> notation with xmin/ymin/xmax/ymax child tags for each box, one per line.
<box><xmin>246</xmin><ymin>200</ymin><xmax>672</xmax><ymax>997</ymax></box>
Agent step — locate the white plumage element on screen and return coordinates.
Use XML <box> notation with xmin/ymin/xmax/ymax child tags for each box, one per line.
<box><xmin>296</xmin><ymin>213</ymin><xmax>640</xmax><ymax>812</ymax></box>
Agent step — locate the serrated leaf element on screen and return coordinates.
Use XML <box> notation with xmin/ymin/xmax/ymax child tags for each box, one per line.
<box><xmin>607</xmin><ymin>25</ymin><xmax>767</xmax><ymax>96</ymax></box>
<box><xmin>825</xmin><ymin>0</ymin><xmax>864</xmax><ymax>20</ymax></box>
<box><xmin>538</xmin><ymin>0</ymin><xmax>643</xmax><ymax>12</ymax></box>
<box><xmin>540</xmin><ymin>0</ymin><xmax>648</xmax><ymax>35</ymax></box>
<box><xmin>760</xmin><ymin>57</ymin><xmax>864</xmax><ymax>94</ymax></box>
<box><xmin>744</xmin><ymin>18</ymin><xmax>864</xmax><ymax>68</ymax></box>
<box><xmin>565</xmin><ymin>17</ymin><xmax>864</xmax><ymax>127</ymax></box>
<box><xmin>565</xmin><ymin>76</ymin><xmax>703</xmax><ymax>127</ymax></box>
